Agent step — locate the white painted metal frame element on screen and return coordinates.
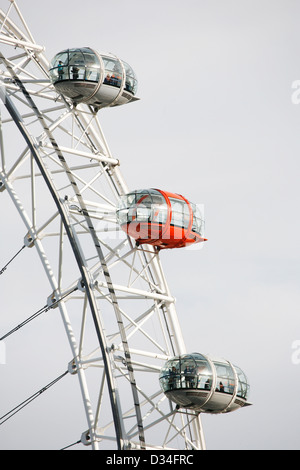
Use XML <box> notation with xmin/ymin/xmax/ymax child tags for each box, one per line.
<box><xmin>0</xmin><ymin>1</ymin><xmax>206</xmax><ymax>450</ymax></box>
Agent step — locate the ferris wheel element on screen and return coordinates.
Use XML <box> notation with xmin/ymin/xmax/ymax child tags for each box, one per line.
<box><xmin>0</xmin><ymin>1</ymin><xmax>250</xmax><ymax>451</ymax></box>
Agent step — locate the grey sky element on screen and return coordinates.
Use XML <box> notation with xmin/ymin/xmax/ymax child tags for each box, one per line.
<box><xmin>0</xmin><ymin>0</ymin><xmax>300</xmax><ymax>450</ymax></box>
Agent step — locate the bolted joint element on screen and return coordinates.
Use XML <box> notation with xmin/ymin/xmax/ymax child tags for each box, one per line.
<box><xmin>68</xmin><ymin>358</ymin><xmax>79</xmax><ymax>375</ymax></box>
<box><xmin>81</xmin><ymin>429</ymin><xmax>96</xmax><ymax>447</ymax></box>
<box><xmin>24</xmin><ymin>232</ymin><xmax>35</xmax><ymax>248</ymax></box>
<box><xmin>47</xmin><ymin>292</ymin><xmax>59</xmax><ymax>309</ymax></box>
<box><xmin>77</xmin><ymin>277</ymin><xmax>98</xmax><ymax>293</ymax></box>
<box><xmin>77</xmin><ymin>279</ymin><xmax>86</xmax><ymax>292</ymax></box>
<box><xmin>90</xmin><ymin>279</ymin><xmax>98</xmax><ymax>290</ymax></box>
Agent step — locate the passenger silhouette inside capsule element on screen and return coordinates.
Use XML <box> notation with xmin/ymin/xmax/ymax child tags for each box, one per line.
<box><xmin>49</xmin><ymin>48</ymin><xmax>139</xmax><ymax>108</ymax></box>
<box><xmin>117</xmin><ymin>189</ymin><xmax>207</xmax><ymax>249</ymax></box>
<box><xmin>159</xmin><ymin>353</ymin><xmax>251</xmax><ymax>414</ymax></box>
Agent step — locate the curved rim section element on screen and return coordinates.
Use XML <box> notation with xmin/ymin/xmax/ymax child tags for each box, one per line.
<box><xmin>0</xmin><ymin>54</ymin><xmax>142</xmax><ymax>449</ymax></box>
<box><xmin>0</xmin><ymin>1</ymin><xmax>207</xmax><ymax>450</ymax></box>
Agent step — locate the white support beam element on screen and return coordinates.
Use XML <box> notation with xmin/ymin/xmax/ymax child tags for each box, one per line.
<box><xmin>41</xmin><ymin>142</ymin><xmax>120</xmax><ymax>166</ymax></box>
<box><xmin>96</xmin><ymin>280</ymin><xmax>175</xmax><ymax>303</ymax></box>
<box><xmin>0</xmin><ymin>34</ymin><xmax>45</xmax><ymax>52</ymax></box>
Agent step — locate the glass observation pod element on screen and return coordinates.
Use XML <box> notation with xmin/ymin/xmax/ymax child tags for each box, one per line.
<box><xmin>159</xmin><ymin>353</ymin><xmax>251</xmax><ymax>414</ymax></box>
<box><xmin>49</xmin><ymin>48</ymin><xmax>139</xmax><ymax>108</ymax></box>
<box><xmin>116</xmin><ymin>189</ymin><xmax>207</xmax><ymax>250</ymax></box>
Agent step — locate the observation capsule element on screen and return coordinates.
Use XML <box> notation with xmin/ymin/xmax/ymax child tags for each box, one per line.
<box><xmin>116</xmin><ymin>189</ymin><xmax>207</xmax><ymax>250</ymax></box>
<box><xmin>159</xmin><ymin>353</ymin><xmax>251</xmax><ymax>414</ymax></box>
<box><xmin>49</xmin><ymin>48</ymin><xmax>139</xmax><ymax>108</ymax></box>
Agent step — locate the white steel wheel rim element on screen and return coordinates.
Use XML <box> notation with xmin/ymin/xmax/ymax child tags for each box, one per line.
<box><xmin>0</xmin><ymin>1</ymin><xmax>205</xmax><ymax>451</ymax></box>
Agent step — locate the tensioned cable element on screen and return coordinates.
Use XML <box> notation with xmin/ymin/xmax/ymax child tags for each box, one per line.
<box><xmin>60</xmin><ymin>439</ymin><xmax>82</xmax><ymax>451</ymax></box>
<box><xmin>0</xmin><ymin>370</ymin><xmax>68</xmax><ymax>426</ymax></box>
<box><xmin>0</xmin><ymin>287</ymin><xmax>78</xmax><ymax>341</ymax></box>
<box><xmin>0</xmin><ymin>303</ymin><xmax>48</xmax><ymax>341</ymax></box>
<box><xmin>0</xmin><ymin>245</ymin><xmax>25</xmax><ymax>275</ymax></box>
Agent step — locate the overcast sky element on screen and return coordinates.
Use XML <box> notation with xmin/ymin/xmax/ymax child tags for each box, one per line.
<box><xmin>1</xmin><ymin>0</ymin><xmax>300</xmax><ymax>450</ymax></box>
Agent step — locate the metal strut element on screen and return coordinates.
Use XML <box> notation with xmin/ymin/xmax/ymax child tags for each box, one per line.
<box><xmin>0</xmin><ymin>245</ymin><xmax>25</xmax><ymax>275</ymax></box>
<box><xmin>0</xmin><ymin>52</ymin><xmax>146</xmax><ymax>450</ymax></box>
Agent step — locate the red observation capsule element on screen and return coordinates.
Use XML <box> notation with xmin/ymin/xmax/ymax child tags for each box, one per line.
<box><xmin>117</xmin><ymin>189</ymin><xmax>207</xmax><ymax>249</ymax></box>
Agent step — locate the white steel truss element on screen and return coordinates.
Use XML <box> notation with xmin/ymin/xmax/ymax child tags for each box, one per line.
<box><xmin>0</xmin><ymin>1</ymin><xmax>206</xmax><ymax>450</ymax></box>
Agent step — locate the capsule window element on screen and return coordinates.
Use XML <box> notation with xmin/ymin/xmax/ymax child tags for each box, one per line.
<box><xmin>83</xmin><ymin>51</ymin><xmax>101</xmax><ymax>82</ymax></box>
<box><xmin>117</xmin><ymin>191</ymin><xmax>167</xmax><ymax>225</ymax></box>
<box><xmin>67</xmin><ymin>51</ymin><xmax>85</xmax><ymax>80</ymax></box>
<box><xmin>191</xmin><ymin>203</ymin><xmax>204</xmax><ymax>235</ymax></box>
<box><xmin>136</xmin><ymin>207</ymin><xmax>150</xmax><ymax>221</ymax></box>
<box><xmin>214</xmin><ymin>362</ymin><xmax>235</xmax><ymax>395</ymax></box>
<box><xmin>180</xmin><ymin>358</ymin><xmax>197</xmax><ymax>389</ymax></box>
<box><xmin>170</xmin><ymin>198</ymin><xmax>190</xmax><ymax>230</ymax></box>
<box><xmin>159</xmin><ymin>355</ymin><xmax>214</xmax><ymax>393</ymax></box>
<box><xmin>52</xmin><ymin>51</ymin><xmax>68</xmax><ymax>69</ymax></box>
<box><xmin>151</xmin><ymin>203</ymin><xmax>168</xmax><ymax>224</ymax></box>
<box><xmin>160</xmin><ymin>361</ymin><xmax>180</xmax><ymax>392</ymax></box>
<box><xmin>235</xmin><ymin>366</ymin><xmax>250</xmax><ymax>400</ymax></box>
<box><xmin>49</xmin><ymin>49</ymin><xmax>101</xmax><ymax>83</ymax></box>
<box><xmin>103</xmin><ymin>57</ymin><xmax>123</xmax><ymax>88</ymax></box>
<box><xmin>49</xmin><ymin>51</ymin><xmax>69</xmax><ymax>81</ymax></box>
<box><xmin>194</xmin><ymin>359</ymin><xmax>213</xmax><ymax>390</ymax></box>
<box><xmin>123</xmin><ymin>61</ymin><xmax>138</xmax><ymax>95</ymax></box>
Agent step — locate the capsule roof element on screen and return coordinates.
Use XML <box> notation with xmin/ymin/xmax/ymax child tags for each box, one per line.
<box><xmin>49</xmin><ymin>47</ymin><xmax>139</xmax><ymax>109</ymax></box>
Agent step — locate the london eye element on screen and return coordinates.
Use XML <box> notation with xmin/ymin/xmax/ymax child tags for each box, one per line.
<box><xmin>0</xmin><ymin>1</ymin><xmax>251</xmax><ymax>450</ymax></box>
